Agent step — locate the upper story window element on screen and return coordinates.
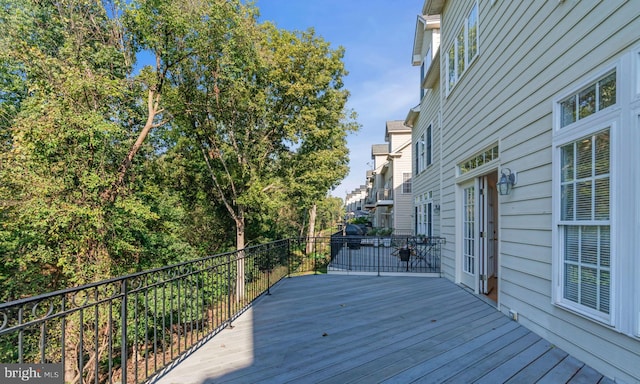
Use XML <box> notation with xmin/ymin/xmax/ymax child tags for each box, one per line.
<box><xmin>403</xmin><ymin>173</ymin><xmax>412</xmax><ymax>194</ymax></box>
<box><xmin>426</xmin><ymin>125</ymin><xmax>432</xmax><ymax>167</ymax></box>
<box><xmin>559</xmin><ymin>71</ymin><xmax>617</xmax><ymax>128</ymax></box>
<box><xmin>420</xmin><ymin>46</ymin><xmax>433</xmax><ymax>99</ymax></box>
<box><xmin>447</xmin><ymin>1</ymin><xmax>479</xmax><ymax>94</ymax></box>
<box><xmin>416</xmin><ymin>133</ymin><xmax>425</xmax><ymax>175</ymax></box>
<box><xmin>416</xmin><ymin>127</ymin><xmax>432</xmax><ymax>175</ymax></box>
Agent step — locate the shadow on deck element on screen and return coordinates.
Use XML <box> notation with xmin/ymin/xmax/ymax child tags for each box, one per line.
<box><xmin>152</xmin><ymin>275</ymin><xmax>613</xmax><ymax>384</ymax></box>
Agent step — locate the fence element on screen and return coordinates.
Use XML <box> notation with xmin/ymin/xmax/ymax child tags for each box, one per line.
<box><xmin>0</xmin><ymin>238</ymin><xmax>326</xmax><ymax>384</ymax></box>
<box><xmin>0</xmin><ymin>236</ymin><xmax>441</xmax><ymax>384</ymax></box>
<box><xmin>328</xmin><ymin>235</ymin><xmax>444</xmax><ymax>275</ymax></box>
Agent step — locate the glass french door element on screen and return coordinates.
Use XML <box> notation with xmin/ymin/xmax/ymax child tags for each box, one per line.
<box><xmin>461</xmin><ymin>182</ymin><xmax>476</xmax><ymax>289</ymax></box>
<box><xmin>460</xmin><ymin>174</ymin><xmax>499</xmax><ymax>295</ymax></box>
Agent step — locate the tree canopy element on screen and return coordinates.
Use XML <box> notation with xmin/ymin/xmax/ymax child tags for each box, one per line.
<box><xmin>0</xmin><ymin>0</ymin><xmax>355</xmax><ymax>301</ymax></box>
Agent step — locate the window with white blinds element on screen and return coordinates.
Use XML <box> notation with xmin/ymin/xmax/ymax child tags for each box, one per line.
<box><xmin>552</xmin><ymin>62</ymin><xmax>630</xmax><ymax>328</ymax></box>
<box><xmin>559</xmin><ymin>130</ymin><xmax>611</xmax><ymax>317</ymax></box>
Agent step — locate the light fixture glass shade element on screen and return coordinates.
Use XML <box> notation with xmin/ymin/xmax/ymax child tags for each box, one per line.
<box><xmin>497</xmin><ymin>170</ymin><xmax>515</xmax><ymax>195</ymax></box>
<box><xmin>497</xmin><ymin>175</ymin><xmax>510</xmax><ymax>195</ymax></box>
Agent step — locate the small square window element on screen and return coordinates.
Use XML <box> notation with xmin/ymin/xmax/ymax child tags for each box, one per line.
<box><xmin>561</xmin><ymin>96</ymin><xmax>577</xmax><ymax>127</ymax></box>
<box><xmin>598</xmin><ymin>72</ymin><xmax>616</xmax><ymax>109</ymax></box>
<box><xmin>579</xmin><ymin>85</ymin><xmax>596</xmax><ymax>119</ymax></box>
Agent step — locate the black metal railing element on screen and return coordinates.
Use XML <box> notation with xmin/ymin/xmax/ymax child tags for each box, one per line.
<box><xmin>328</xmin><ymin>235</ymin><xmax>445</xmax><ymax>275</ymax></box>
<box><xmin>0</xmin><ymin>236</ymin><xmax>440</xmax><ymax>384</ymax></box>
<box><xmin>0</xmin><ymin>238</ymin><xmax>327</xmax><ymax>384</ymax></box>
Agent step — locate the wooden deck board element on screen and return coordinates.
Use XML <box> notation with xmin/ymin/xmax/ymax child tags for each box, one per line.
<box><xmin>151</xmin><ymin>275</ymin><xmax>611</xmax><ymax>384</ymax></box>
<box><xmin>505</xmin><ymin>346</ymin><xmax>569</xmax><ymax>383</ymax></box>
<box><xmin>536</xmin><ymin>355</ymin><xmax>585</xmax><ymax>384</ymax></box>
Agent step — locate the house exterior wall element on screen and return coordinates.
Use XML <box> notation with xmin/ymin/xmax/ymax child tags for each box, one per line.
<box><xmin>412</xmin><ymin>21</ymin><xmax>442</xmax><ymax>241</ymax></box>
<box><xmin>387</xmin><ymin>130</ymin><xmax>413</xmax><ymax>233</ymax></box>
<box><xmin>369</xmin><ymin>149</ymin><xmax>390</xmax><ymax>228</ymax></box>
<box><xmin>390</xmin><ymin>149</ymin><xmax>413</xmax><ymax>233</ymax></box>
<box><xmin>429</xmin><ymin>0</ymin><xmax>640</xmax><ymax>382</ymax></box>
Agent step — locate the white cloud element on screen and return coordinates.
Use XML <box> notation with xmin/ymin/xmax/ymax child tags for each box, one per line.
<box><xmin>332</xmin><ymin>65</ymin><xmax>419</xmax><ymax>198</ymax></box>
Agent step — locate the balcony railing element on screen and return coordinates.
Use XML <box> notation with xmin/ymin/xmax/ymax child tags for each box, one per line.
<box><xmin>329</xmin><ymin>235</ymin><xmax>444</xmax><ymax>275</ymax></box>
<box><xmin>376</xmin><ymin>188</ymin><xmax>393</xmax><ymax>201</ymax></box>
<box><xmin>0</xmin><ymin>236</ymin><xmax>441</xmax><ymax>383</ymax></box>
<box><xmin>0</xmin><ymin>238</ymin><xmax>330</xmax><ymax>384</ymax></box>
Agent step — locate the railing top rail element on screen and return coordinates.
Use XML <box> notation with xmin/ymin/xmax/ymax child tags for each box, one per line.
<box><xmin>0</xmin><ymin>238</ymin><xmax>292</xmax><ymax>309</ymax></box>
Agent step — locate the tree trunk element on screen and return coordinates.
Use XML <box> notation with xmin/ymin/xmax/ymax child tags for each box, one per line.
<box><xmin>102</xmin><ymin>85</ymin><xmax>162</xmax><ymax>203</ymax></box>
<box><xmin>306</xmin><ymin>204</ymin><xmax>317</xmax><ymax>255</ymax></box>
<box><xmin>235</xmin><ymin>210</ymin><xmax>245</xmax><ymax>301</ymax></box>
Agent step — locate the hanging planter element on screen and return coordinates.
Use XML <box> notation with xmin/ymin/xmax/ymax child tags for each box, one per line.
<box><xmin>399</xmin><ymin>248</ymin><xmax>411</xmax><ymax>262</ymax></box>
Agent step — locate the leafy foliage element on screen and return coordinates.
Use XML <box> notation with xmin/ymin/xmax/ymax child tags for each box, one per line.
<box><xmin>0</xmin><ymin>0</ymin><xmax>356</xmax><ymax>302</ymax></box>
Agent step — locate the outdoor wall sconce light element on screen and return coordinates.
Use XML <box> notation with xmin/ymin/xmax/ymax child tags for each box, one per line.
<box><xmin>434</xmin><ymin>204</ymin><xmax>440</xmax><ymax>214</ymax></box>
<box><xmin>497</xmin><ymin>168</ymin><xmax>517</xmax><ymax>196</ymax></box>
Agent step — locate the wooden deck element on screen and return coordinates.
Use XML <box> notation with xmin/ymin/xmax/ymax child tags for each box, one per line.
<box><xmin>152</xmin><ymin>275</ymin><xmax>613</xmax><ymax>384</ymax></box>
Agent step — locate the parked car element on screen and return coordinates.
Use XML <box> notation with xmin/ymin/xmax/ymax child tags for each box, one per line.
<box><xmin>344</xmin><ymin>224</ymin><xmax>365</xmax><ymax>249</ymax></box>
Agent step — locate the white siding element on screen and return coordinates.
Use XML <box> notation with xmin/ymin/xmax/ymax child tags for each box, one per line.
<box><xmin>436</xmin><ymin>0</ymin><xmax>640</xmax><ymax>381</ymax></box>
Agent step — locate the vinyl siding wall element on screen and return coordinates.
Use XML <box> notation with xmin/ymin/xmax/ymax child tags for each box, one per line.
<box><xmin>413</xmin><ymin>34</ymin><xmax>442</xmax><ymax>240</ymax></box>
<box><xmin>437</xmin><ymin>0</ymin><xmax>640</xmax><ymax>381</ymax></box>
<box><xmin>389</xmin><ymin>133</ymin><xmax>413</xmax><ymax>232</ymax></box>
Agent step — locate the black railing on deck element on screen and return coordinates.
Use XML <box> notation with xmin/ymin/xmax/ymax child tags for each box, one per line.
<box><xmin>0</xmin><ymin>238</ymin><xmax>326</xmax><ymax>384</ymax></box>
<box><xmin>0</xmin><ymin>236</ymin><xmax>440</xmax><ymax>384</ymax></box>
<box><xmin>328</xmin><ymin>235</ymin><xmax>445</xmax><ymax>275</ymax></box>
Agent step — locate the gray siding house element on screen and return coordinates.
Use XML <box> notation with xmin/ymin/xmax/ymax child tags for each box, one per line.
<box><xmin>365</xmin><ymin>121</ymin><xmax>413</xmax><ymax>233</ymax></box>
<box><xmin>407</xmin><ymin>14</ymin><xmax>442</xmax><ymax>240</ymax></box>
<box><xmin>410</xmin><ymin>0</ymin><xmax>640</xmax><ymax>382</ymax></box>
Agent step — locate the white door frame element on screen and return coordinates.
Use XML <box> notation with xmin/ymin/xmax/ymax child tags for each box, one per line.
<box><xmin>456</xmin><ymin>168</ymin><xmax>500</xmax><ymax>297</ymax></box>
<box><xmin>458</xmin><ymin>179</ymin><xmax>478</xmax><ymax>290</ymax></box>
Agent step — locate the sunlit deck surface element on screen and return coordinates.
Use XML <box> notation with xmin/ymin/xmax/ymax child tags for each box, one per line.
<box><xmin>153</xmin><ymin>275</ymin><xmax>613</xmax><ymax>384</ymax></box>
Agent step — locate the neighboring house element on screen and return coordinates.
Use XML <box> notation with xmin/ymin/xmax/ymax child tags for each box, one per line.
<box><xmin>344</xmin><ymin>185</ymin><xmax>367</xmax><ymax>217</ymax></box>
<box><xmin>406</xmin><ymin>13</ymin><xmax>441</xmax><ymax>239</ymax></box>
<box><xmin>409</xmin><ymin>0</ymin><xmax>640</xmax><ymax>382</ymax></box>
<box><xmin>365</xmin><ymin>121</ymin><xmax>413</xmax><ymax>233</ymax></box>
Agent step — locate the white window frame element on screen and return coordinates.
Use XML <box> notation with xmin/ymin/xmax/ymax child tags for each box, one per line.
<box><xmin>554</xmin><ymin>121</ymin><xmax>614</xmax><ymax>324</ymax></box>
<box><xmin>446</xmin><ymin>1</ymin><xmax>479</xmax><ymax>95</ymax></box>
<box><xmin>402</xmin><ymin>172</ymin><xmax>412</xmax><ymax>194</ymax></box>
<box><xmin>426</xmin><ymin>125</ymin><xmax>432</xmax><ymax>167</ymax></box>
<box><xmin>425</xmin><ymin>202</ymin><xmax>433</xmax><ymax>237</ymax></box>
<box><xmin>417</xmin><ymin>133</ymin><xmax>425</xmax><ymax>174</ymax></box>
<box><xmin>416</xmin><ymin>194</ymin><xmax>433</xmax><ymax>236</ymax></box>
<box><xmin>553</xmin><ymin>54</ymin><xmax>640</xmax><ymax>337</ymax></box>
<box><xmin>633</xmin><ymin>106</ymin><xmax>640</xmax><ymax>338</ymax></box>
<box><xmin>421</xmin><ymin>45</ymin><xmax>432</xmax><ymax>99</ymax></box>
<box><xmin>462</xmin><ymin>184</ymin><xmax>475</xmax><ymax>275</ymax></box>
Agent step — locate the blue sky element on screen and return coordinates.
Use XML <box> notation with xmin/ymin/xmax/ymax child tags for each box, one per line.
<box><xmin>256</xmin><ymin>0</ymin><xmax>423</xmax><ymax>199</ymax></box>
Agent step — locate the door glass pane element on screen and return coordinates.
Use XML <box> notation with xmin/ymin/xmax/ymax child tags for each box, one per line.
<box><xmin>463</xmin><ymin>186</ymin><xmax>475</xmax><ymax>274</ymax></box>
